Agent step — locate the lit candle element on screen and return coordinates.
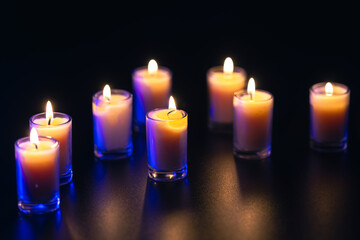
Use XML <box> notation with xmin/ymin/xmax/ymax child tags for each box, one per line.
<box><xmin>132</xmin><ymin>59</ymin><xmax>172</xmax><ymax>132</ymax></box>
<box><xmin>207</xmin><ymin>57</ymin><xmax>246</xmax><ymax>132</ymax></box>
<box><xmin>310</xmin><ymin>82</ymin><xmax>350</xmax><ymax>151</ymax></box>
<box><xmin>93</xmin><ymin>85</ymin><xmax>133</xmax><ymax>159</ymax></box>
<box><xmin>146</xmin><ymin>96</ymin><xmax>188</xmax><ymax>182</ymax></box>
<box><xmin>15</xmin><ymin>128</ymin><xmax>60</xmax><ymax>214</ymax></box>
<box><xmin>30</xmin><ymin>101</ymin><xmax>72</xmax><ymax>185</ymax></box>
<box><xmin>233</xmin><ymin>78</ymin><xmax>273</xmax><ymax>159</ymax></box>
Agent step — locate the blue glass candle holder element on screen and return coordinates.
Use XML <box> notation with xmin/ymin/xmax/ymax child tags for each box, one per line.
<box><xmin>93</xmin><ymin>89</ymin><xmax>133</xmax><ymax>160</ymax></box>
<box><xmin>30</xmin><ymin>112</ymin><xmax>73</xmax><ymax>186</ymax></box>
<box><xmin>15</xmin><ymin>136</ymin><xmax>60</xmax><ymax>214</ymax></box>
<box><xmin>233</xmin><ymin>90</ymin><xmax>273</xmax><ymax>159</ymax></box>
<box><xmin>310</xmin><ymin>82</ymin><xmax>350</xmax><ymax>152</ymax></box>
<box><xmin>146</xmin><ymin>108</ymin><xmax>188</xmax><ymax>182</ymax></box>
<box><xmin>132</xmin><ymin>66</ymin><xmax>172</xmax><ymax>133</ymax></box>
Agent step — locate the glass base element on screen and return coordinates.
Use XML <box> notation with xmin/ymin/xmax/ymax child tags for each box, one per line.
<box><xmin>233</xmin><ymin>146</ymin><xmax>271</xmax><ymax>160</ymax></box>
<box><xmin>208</xmin><ymin>121</ymin><xmax>232</xmax><ymax>134</ymax></box>
<box><xmin>310</xmin><ymin>138</ymin><xmax>347</xmax><ymax>152</ymax></box>
<box><xmin>148</xmin><ymin>166</ymin><xmax>187</xmax><ymax>182</ymax></box>
<box><xmin>60</xmin><ymin>168</ymin><xmax>73</xmax><ymax>186</ymax></box>
<box><xmin>134</xmin><ymin>121</ymin><xmax>146</xmax><ymax>134</ymax></box>
<box><xmin>94</xmin><ymin>144</ymin><xmax>133</xmax><ymax>160</ymax></box>
<box><xmin>18</xmin><ymin>197</ymin><xmax>60</xmax><ymax>215</ymax></box>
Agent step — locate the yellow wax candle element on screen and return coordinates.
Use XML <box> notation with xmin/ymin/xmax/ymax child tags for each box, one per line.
<box><xmin>233</xmin><ymin>78</ymin><xmax>273</xmax><ymax>159</ymax></box>
<box><xmin>146</xmin><ymin>96</ymin><xmax>188</xmax><ymax>181</ymax></box>
<box><xmin>30</xmin><ymin>101</ymin><xmax>72</xmax><ymax>185</ymax></box>
<box><xmin>207</xmin><ymin>57</ymin><xmax>246</xmax><ymax>127</ymax></box>
<box><xmin>310</xmin><ymin>82</ymin><xmax>349</xmax><ymax>150</ymax></box>
<box><xmin>133</xmin><ymin>59</ymin><xmax>172</xmax><ymax>130</ymax></box>
<box><xmin>15</xmin><ymin>128</ymin><xmax>60</xmax><ymax>211</ymax></box>
<box><xmin>92</xmin><ymin>85</ymin><xmax>133</xmax><ymax>159</ymax></box>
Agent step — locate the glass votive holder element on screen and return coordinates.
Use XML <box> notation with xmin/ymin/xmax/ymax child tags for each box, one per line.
<box><xmin>146</xmin><ymin>108</ymin><xmax>188</xmax><ymax>182</ymax></box>
<box><xmin>233</xmin><ymin>90</ymin><xmax>273</xmax><ymax>159</ymax></box>
<box><xmin>93</xmin><ymin>89</ymin><xmax>133</xmax><ymax>160</ymax></box>
<box><xmin>30</xmin><ymin>112</ymin><xmax>72</xmax><ymax>186</ymax></box>
<box><xmin>132</xmin><ymin>66</ymin><xmax>172</xmax><ymax>133</ymax></box>
<box><xmin>15</xmin><ymin>136</ymin><xmax>60</xmax><ymax>214</ymax></box>
<box><xmin>310</xmin><ymin>82</ymin><xmax>350</xmax><ymax>152</ymax></box>
<box><xmin>207</xmin><ymin>66</ymin><xmax>246</xmax><ymax>133</ymax></box>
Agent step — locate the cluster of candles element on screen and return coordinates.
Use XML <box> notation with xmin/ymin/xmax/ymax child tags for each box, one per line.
<box><xmin>14</xmin><ymin>58</ymin><xmax>350</xmax><ymax>214</ymax></box>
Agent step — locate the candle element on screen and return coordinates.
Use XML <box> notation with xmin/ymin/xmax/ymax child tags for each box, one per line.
<box><xmin>207</xmin><ymin>57</ymin><xmax>246</xmax><ymax>132</ymax></box>
<box><xmin>233</xmin><ymin>78</ymin><xmax>273</xmax><ymax>159</ymax></box>
<box><xmin>310</xmin><ymin>82</ymin><xmax>350</xmax><ymax>151</ymax></box>
<box><xmin>30</xmin><ymin>101</ymin><xmax>72</xmax><ymax>185</ymax></box>
<box><xmin>93</xmin><ymin>85</ymin><xmax>133</xmax><ymax>159</ymax></box>
<box><xmin>15</xmin><ymin>128</ymin><xmax>60</xmax><ymax>214</ymax></box>
<box><xmin>146</xmin><ymin>96</ymin><xmax>188</xmax><ymax>182</ymax></box>
<box><xmin>132</xmin><ymin>59</ymin><xmax>172</xmax><ymax>133</ymax></box>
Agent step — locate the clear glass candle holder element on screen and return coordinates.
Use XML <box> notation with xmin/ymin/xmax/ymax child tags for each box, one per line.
<box><xmin>132</xmin><ymin>66</ymin><xmax>172</xmax><ymax>133</ymax></box>
<box><xmin>15</xmin><ymin>136</ymin><xmax>60</xmax><ymax>214</ymax></box>
<box><xmin>30</xmin><ymin>112</ymin><xmax>72</xmax><ymax>186</ymax></box>
<box><xmin>146</xmin><ymin>108</ymin><xmax>188</xmax><ymax>182</ymax></box>
<box><xmin>93</xmin><ymin>89</ymin><xmax>133</xmax><ymax>160</ymax></box>
<box><xmin>310</xmin><ymin>82</ymin><xmax>350</xmax><ymax>152</ymax></box>
<box><xmin>207</xmin><ymin>66</ymin><xmax>246</xmax><ymax>133</ymax></box>
<box><xmin>233</xmin><ymin>90</ymin><xmax>273</xmax><ymax>159</ymax></box>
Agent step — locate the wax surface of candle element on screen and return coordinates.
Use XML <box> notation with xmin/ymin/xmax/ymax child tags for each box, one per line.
<box><xmin>310</xmin><ymin>83</ymin><xmax>349</xmax><ymax>142</ymax></box>
<box><xmin>93</xmin><ymin>93</ymin><xmax>132</xmax><ymax>151</ymax></box>
<box><xmin>16</xmin><ymin>138</ymin><xmax>59</xmax><ymax>203</ymax></box>
<box><xmin>146</xmin><ymin>109</ymin><xmax>187</xmax><ymax>170</ymax></box>
<box><xmin>133</xmin><ymin>67</ymin><xmax>172</xmax><ymax>125</ymax></box>
<box><xmin>208</xmin><ymin>66</ymin><xmax>246</xmax><ymax>123</ymax></box>
<box><xmin>233</xmin><ymin>90</ymin><xmax>273</xmax><ymax>151</ymax></box>
<box><xmin>32</xmin><ymin>115</ymin><xmax>72</xmax><ymax>174</ymax></box>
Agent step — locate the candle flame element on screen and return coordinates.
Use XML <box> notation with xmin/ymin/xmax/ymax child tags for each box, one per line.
<box><xmin>46</xmin><ymin>101</ymin><xmax>53</xmax><ymax>125</ymax></box>
<box><xmin>168</xmin><ymin>96</ymin><xmax>176</xmax><ymax>110</ymax></box>
<box><xmin>148</xmin><ymin>59</ymin><xmax>158</xmax><ymax>74</ymax></box>
<box><xmin>103</xmin><ymin>84</ymin><xmax>111</xmax><ymax>102</ymax></box>
<box><xmin>247</xmin><ymin>78</ymin><xmax>256</xmax><ymax>99</ymax></box>
<box><xmin>30</xmin><ymin>128</ymin><xmax>39</xmax><ymax>149</ymax></box>
<box><xmin>325</xmin><ymin>82</ymin><xmax>333</xmax><ymax>96</ymax></box>
<box><xmin>223</xmin><ymin>57</ymin><xmax>234</xmax><ymax>74</ymax></box>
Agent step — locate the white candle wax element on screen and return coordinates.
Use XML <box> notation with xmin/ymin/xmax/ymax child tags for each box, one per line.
<box><xmin>93</xmin><ymin>88</ymin><xmax>133</xmax><ymax>158</ymax></box>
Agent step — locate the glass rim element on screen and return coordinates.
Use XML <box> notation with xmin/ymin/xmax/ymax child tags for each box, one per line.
<box><xmin>310</xmin><ymin>82</ymin><xmax>350</xmax><ymax>95</ymax></box>
<box><xmin>92</xmin><ymin>89</ymin><xmax>132</xmax><ymax>103</ymax></box>
<box><xmin>234</xmin><ymin>89</ymin><xmax>273</xmax><ymax>102</ymax></box>
<box><xmin>15</xmin><ymin>136</ymin><xmax>59</xmax><ymax>151</ymax></box>
<box><xmin>207</xmin><ymin>66</ymin><xmax>246</xmax><ymax>76</ymax></box>
<box><xmin>146</xmin><ymin>108</ymin><xmax>188</xmax><ymax>122</ymax></box>
<box><xmin>132</xmin><ymin>66</ymin><xmax>172</xmax><ymax>78</ymax></box>
<box><xmin>30</xmin><ymin>112</ymin><xmax>72</xmax><ymax>127</ymax></box>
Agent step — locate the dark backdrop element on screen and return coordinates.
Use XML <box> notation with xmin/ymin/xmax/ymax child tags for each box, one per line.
<box><xmin>1</xmin><ymin>1</ymin><xmax>360</xmax><ymax>239</ymax></box>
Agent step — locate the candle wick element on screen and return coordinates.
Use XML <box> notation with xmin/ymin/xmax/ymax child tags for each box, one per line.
<box><xmin>250</xmin><ymin>93</ymin><xmax>253</xmax><ymax>101</ymax></box>
<box><xmin>167</xmin><ymin>110</ymin><xmax>176</xmax><ymax>116</ymax></box>
<box><xmin>34</xmin><ymin>143</ymin><xmax>38</xmax><ymax>150</ymax></box>
<box><xmin>48</xmin><ymin>117</ymin><xmax>52</xmax><ymax>125</ymax></box>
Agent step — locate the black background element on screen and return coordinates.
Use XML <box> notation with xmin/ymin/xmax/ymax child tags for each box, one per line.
<box><xmin>1</xmin><ymin>1</ymin><xmax>360</xmax><ymax>239</ymax></box>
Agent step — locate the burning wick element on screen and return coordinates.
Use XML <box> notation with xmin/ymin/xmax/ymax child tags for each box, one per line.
<box><xmin>46</xmin><ymin>101</ymin><xmax>53</xmax><ymax>125</ymax></box>
<box><xmin>247</xmin><ymin>78</ymin><xmax>256</xmax><ymax>101</ymax></box>
<box><xmin>30</xmin><ymin>128</ymin><xmax>39</xmax><ymax>150</ymax></box>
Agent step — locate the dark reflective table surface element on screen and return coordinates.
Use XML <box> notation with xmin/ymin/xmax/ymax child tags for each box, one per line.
<box><xmin>2</xmin><ymin>128</ymin><xmax>360</xmax><ymax>239</ymax></box>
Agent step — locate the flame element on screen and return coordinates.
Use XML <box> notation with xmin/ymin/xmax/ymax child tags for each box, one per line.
<box><xmin>30</xmin><ymin>128</ymin><xmax>39</xmax><ymax>149</ymax></box>
<box><xmin>223</xmin><ymin>57</ymin><xmax>234</xmax><ymax>74</ymax></box>
<box><xmin>325</xmin><ymin>82</ymin><xmax>333</xmax><ymax>96</ymax></box>
<box><xmin>168</xmin><ymin>96</ymin><xmax>176</xmax><ymax>110</ymax></box>
<box><xmin>103</xmin><ymin>84</ymin><xmax>111</xmax><ymax>102</ymax></box>
<box><xmin>148</xmin><ymin>59</ymin><xmax>158</xmax><ymax>74</ymax></box>
<box><xmin>247</xmin><ymin>78</ymin><xmax>256</xmax><ymax>99</ymax></box>
<box><xmin>46</xmin><ymin>101</ymin><xmax>53</xmax><ymax>125</ymax></box>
